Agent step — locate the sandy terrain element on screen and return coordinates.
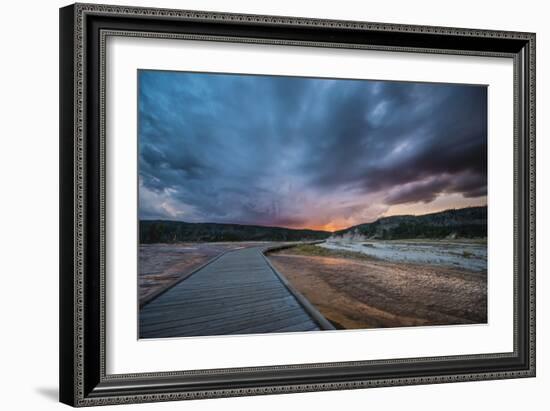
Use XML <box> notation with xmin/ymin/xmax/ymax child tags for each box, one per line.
<box><xmin>139</xmin><ymin>242</ymin><xmax>266</xmax><ymax>304</ymax></box>
<box><xmin>267</xmin><ymin>244</ymin><xmax>487</xmax><ymax>329</ymax></box>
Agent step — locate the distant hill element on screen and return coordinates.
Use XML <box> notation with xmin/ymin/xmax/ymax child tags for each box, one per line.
<box><xmin>332</xmin><ymin>206</ymin><xmax>487</xmax><ymax>240</ymax></box>
<box><xmin>140</xmin><ymin>220</ymin><xmax>331</xmax><ymax>243</ymax></box>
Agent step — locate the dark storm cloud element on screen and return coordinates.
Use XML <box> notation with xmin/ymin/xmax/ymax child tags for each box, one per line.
<box><xmin>383</xmin><ymin>170</ymin><xmax>487</xmax><ymax>205</ymax></box>
<box><xmin>138</xmin><ymin>70</ymin><xmax>487</xmax><ymax>227</ymax></box>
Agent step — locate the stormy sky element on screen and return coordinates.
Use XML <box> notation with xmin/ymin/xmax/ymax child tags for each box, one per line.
<box><xmin>138</xmin><ymin>70</ymin><xmax>487</xmax><ymax>231</ymax></box>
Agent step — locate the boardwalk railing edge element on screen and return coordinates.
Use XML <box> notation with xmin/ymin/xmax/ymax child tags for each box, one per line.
<box><xmin>261</xmin><ymin>243</ymin><xmax>337</xmax><ymax>331</ymax></box>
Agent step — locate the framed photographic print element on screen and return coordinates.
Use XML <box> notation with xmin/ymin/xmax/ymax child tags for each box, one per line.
<box><xmin>59</xmin><ymin>3</ymin><xmax>536</xmax><ymax>407</ymax></box>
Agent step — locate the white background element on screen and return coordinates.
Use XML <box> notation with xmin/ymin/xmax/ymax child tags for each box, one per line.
<box><xmin>0</xmin><ymin>0</ymin><xmax>546</xmax><ymax>410</ymax></box>
<box><xmin>107</xmin><ymin>37</ymin><xmax>513</xmax><ymax>374</ymax></box>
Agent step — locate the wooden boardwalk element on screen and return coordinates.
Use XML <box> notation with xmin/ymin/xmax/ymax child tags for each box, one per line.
<box><xmin>139</xmin><ymin>246</ymin><xmax>334</xmax><ymax>338</ymax></box>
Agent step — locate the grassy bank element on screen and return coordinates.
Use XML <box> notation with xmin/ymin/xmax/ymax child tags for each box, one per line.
<box><xmin>268</xmin><ymin>243</ymin><xmax>378</xmax><ymax>262</ymax></box>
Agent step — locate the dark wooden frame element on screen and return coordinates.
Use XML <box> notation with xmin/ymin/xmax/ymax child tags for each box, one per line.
<box><xmin>60</xmin><ymin>3</ymin><xmax>536</xmax><ymax>407</ymax></box>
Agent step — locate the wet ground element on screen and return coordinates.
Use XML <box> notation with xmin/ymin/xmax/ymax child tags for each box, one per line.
<box><xmin>267</xmin><ymin>242</ymin><xmax>487</xmax><ymax>330</ymax></box>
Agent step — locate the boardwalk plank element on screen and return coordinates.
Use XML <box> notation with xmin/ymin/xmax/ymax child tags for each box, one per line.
<box><xmin>142</xmin><ymin>306</ymin><xmax>307</xmax><ymax>336</ymax></box>
<box><xmin>158</xmin><ymin>281</ymin><xmax>283</xmax><ymax>298</ymax></box>
<box><xmin>142</xmin><ymin>287</ymin><xmax>290</xmax><ymax>311</ymax></box>
<box><xmin>140</xmin><ymin>295</ymin><xmax>297</xmax><ymax>324</ymax></box>
<box><xmin>143</xmin><ymin>309</ymin><xmax>313</xmax><ymax>338</ymax></box>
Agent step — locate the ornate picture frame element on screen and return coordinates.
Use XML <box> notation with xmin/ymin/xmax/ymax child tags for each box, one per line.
<box><xmin>59</xmin><ymin>3</ymin><xmax>535</xmax><ymax>407</ymax></box>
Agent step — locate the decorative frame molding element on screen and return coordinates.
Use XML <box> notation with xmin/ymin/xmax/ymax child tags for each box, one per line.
<box><xmin>60</xmin><ymin>3</ymin><xmax>535</xmax><ymax>407</ymax></box>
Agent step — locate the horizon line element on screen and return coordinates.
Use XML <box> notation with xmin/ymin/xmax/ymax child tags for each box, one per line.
<box><xmin>140</xmin><ymin>204</ymin><xmax>487</xmax><ymax>233</ymax></box>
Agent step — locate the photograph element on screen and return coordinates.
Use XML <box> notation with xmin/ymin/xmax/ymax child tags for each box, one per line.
<box><xmin>137</xmin><ymin>70</ymin><xmax>488</xmax><ymax>338</ymax></box>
